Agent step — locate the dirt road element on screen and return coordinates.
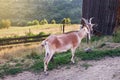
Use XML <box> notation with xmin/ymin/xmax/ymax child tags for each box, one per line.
<box><xmin>3</xmin><ymin>57</ymin><xmax>120</xmax><ymax>80</ymax></box>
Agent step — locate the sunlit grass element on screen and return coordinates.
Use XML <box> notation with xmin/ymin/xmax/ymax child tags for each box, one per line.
<box><xmin>0</xmin><ymin>24</ymin><xmax>80</xmax><ymax>38</ymax></box>
<box><xmin>0</xmin><ymin>24</ymin><xmax>80</xmax><ymax>60</ymax></box>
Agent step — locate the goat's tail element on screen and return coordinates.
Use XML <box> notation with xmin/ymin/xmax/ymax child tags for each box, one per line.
<box><xmin>41</xmin><ymin>40</ymin><xmax>46</xmax><ymax>47</ymax></box>
<box><xmin>41</xmin><ymin>40</ymin><xmax>48</xmax><ymax>47</ymax></box>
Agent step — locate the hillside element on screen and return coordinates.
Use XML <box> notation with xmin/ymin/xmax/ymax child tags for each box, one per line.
<box><xmin>0</xmin><ymin>0</ymin><xmax>82</xmax><ymax>25</ymax></box>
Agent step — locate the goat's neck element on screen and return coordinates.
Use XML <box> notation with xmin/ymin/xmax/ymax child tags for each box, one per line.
<box><xmin>77</xmin><ymin>29</ymin><xmax>87</xmax><ymax>40</ymax></box>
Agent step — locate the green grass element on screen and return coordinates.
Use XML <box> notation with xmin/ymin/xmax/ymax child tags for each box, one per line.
<box><xmin>0</xmin><ymin>63</ymin><xmax>23</xmax><ymax>78</ymax></box>
<box><xmin>113</xmin><ymin>30</ymin><xmax>120</xmax><ymax>43</ymax></box>
<box><xmin>30</xmin><ymin>49</ymin><xmax>120</xmax><ymax>72</ymax></box>
<box><xmin>0</xmin><ymin>49</ymin><xmax>120</xmax><ymax>78</ymax></box>
<box><xmin>81</xmin><ymin>36</ymin><xmax>104</xmax><ymax>43</ymax></box>
<box><xmin>76</xmin><ymin>49</ymin><xmax>120</xmax><ymax>60</ymax></box>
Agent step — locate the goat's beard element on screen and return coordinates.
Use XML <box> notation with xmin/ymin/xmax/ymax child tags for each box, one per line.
<box><xmin>86</xmin><ymin>33</ymin><xmax>91</xmax><ymax>44</ymax></box>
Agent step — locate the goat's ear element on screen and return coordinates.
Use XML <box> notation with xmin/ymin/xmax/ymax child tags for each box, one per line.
<box><xmin>81</xmin><ymin>18</ymin><xmax>88</xmax><ymax>26</ymax></box>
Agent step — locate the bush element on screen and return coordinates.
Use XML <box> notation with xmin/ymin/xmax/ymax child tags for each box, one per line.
<box><xmin>27</xmin><ymin>20</ymin><xmax>39</xmax><ymax>26</ymax></box>
<box><xmin>66</xmin><ymin>18</ymin><xmax>71</xmax><ymax>24</ymax></box>
<box><xmin>0</xmin><ymin>19</ymin><xmax>11</xmax><ymax>29</ymax></box>
<box><xmin>51</xmin><ymin>19</ymin><xmax>56</xmax><ymax>24</ymax></box>
<box><xmin>27</xmin><ymin>21</ymin><xmax>33</xmax><ymax>26</ymax></box>
<box><xmin>61</xmin><ymin>18</ymin><xmax>71</xmax><ymax>24</ymax></box>
<box><xmin>32</xmin><ymin>20</ymin><xmax>39</xmax><ymax>25</ymax></box>
<box><xmin>38</xmin><ymin>32</ymin><xmax>46</xmax><ymax>36</ymax></box>
<box><xmin>40</xmin><ymin>19</ymin><xmax>48</xmax><ymax>25</ymax></box>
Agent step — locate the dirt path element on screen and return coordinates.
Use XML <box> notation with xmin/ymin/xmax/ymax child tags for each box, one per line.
<box><xmin>2</xmin><ymin>57</ymin><xmax>120</xmax><ymax>80</ymax></box>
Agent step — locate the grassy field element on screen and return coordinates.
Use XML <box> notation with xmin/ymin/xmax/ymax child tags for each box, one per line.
<box><xmin>0</xmin><ymin>24</ymin><xmax>80</xmax><ymax>59</ymax></box>
<box><xmin>0</xmin><ymin>24</ymin><xmax>80</xmax><ymax>38</ymax></box>
<box><xmin>0</xmin><ymin>24</ymin><xmax>119</xmax><ymax>78</ymax></box>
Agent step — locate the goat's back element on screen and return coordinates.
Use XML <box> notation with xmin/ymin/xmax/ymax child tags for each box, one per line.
<box><xmin>44</xmin><ymin>32</ymin><xmax>79</xmax><ymax>52</ymax></box>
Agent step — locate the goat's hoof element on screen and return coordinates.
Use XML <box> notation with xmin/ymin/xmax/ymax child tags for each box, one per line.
<box><xmin>71</xmin><ymin>60</ymin><xmax>75</xmax><ymax>64</ymax></box>
<box><xmin>70</xmin><ymin>61</ymin><xmax>75</xmax><ymax>65</ymax></box>
<box><xmin>44</xmin><ymin>72</ymin><xmax>49</xmax><ymax>76</ymax></box>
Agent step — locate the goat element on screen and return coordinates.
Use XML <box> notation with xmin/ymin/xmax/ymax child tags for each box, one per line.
<box><xmin>41</xmin><ymin>18</ymin><xmax>94</xmax><ymax>74</ymax></box>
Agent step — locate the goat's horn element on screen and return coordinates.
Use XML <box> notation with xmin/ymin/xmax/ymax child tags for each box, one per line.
<box><xmin>89</xmin><ymin>17</ymin><xmax>94</xmax><ymax>24</ymax></box>
<box><xmin>81</xmin><ymin>18</ymin><xmax>88</xmax><ymax>25</ymax></box>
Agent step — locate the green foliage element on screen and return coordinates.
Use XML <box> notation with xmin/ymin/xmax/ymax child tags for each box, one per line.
<box><xmin>40</xmin><ymin>19</ymin><xmax>48</xmax><ymax>25</ymax></box>
<box><xmin>0</xmin><ymin>0</ymin><xmax>82</xmax><ymax>25</ymax></box>
<box><xmin>27</xmin><ymin>20</ymin><xmax>39</xmax><ymax>26</ymax></box>
<box><xmin>61</xmin><ymin>18</ymin><xmax>67</xmax><ymax>24</ymax></box>
<box><xmin>0</xmin><ymin>19</ymin><xmax>11</xmax><ymax>29</ymax></box>
<box><xmin>27</xmin><ymin>21</ymin><xmax>33</xmax><ymax>26</ymax></box>
<box><xmin>66</xmin><ymin>18</ymin><xmax>71</xmax><ymax>24</ymax></box>
<box><xmin>32</xmin><ymin>20</ymin><xmax>39</xmax><ymax>25</ymax></box>
<box><xmin>61</xmin><ymin>18</ymin><xmax>71</xmax><ymax>24</ymax></box>
<box><xmin>38</xmin><ymin>32</ymin><xmax>46</xmax><ymax>36</ymax></box>
<box><xmin>51</xmin><ymin>19</ymin><xmax>56</xmax><ymax>24</ymax></box>
<box><xmin>113</xmin><ymin>30</ymin><xmax>120</xmax><ymax>43</ymax></box>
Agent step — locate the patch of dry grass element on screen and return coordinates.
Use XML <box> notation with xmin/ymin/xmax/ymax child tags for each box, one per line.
<box><xmin>0</xmin><ymin>24</ymin><xmax>80</xmax><ymax>38</ymax></box>
<box><xmin>0</xmin><ymin>43</ymin><xmax>43</xmax><ymax>60</ymax></box>
<box><xmin>0</xmin><ymin>24</ymin><xmax>80</xmax><ymax>61</ymax></box>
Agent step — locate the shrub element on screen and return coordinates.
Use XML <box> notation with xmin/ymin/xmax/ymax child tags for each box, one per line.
<box><xmin>32</xmin><ymin>20</ymin><xmax>39</xmax><ymax>25</ymax></box>
<box><xmin>0</xmin><ymin>19</ymin><xmax>11</xmax><ymax>29</ymax></box>
<box><xmin>27</xmin><ymin>20</ymin><xmax>39</xmax><ymax>26</ymax></box>
<box><xmin>51</xmin><ymin>19</ymin><xmax>56</xmax><ymax>24</ymax></box>
<box><xmin>38</xmin><ymin>32</ymin><xmax>46</xmax><ymax>36</ymax></box>
<box><xmin>66</xmin><ymin>18</ymin><xmax>71</xmax><ymax>24</ymax></box>
<box><xmin>27</xmin><ymin>21</ymin><xmax>33</xmax><ymax>26</ymax></box>
<box><xmin>61</xmin><ymin>18</ymin><xmax>71</xmax><ymax>24</ymax></box>
<box><xmin>61</xmin><ymin>18</ymin><xmax>67</xmax><ymax>24</ymax></box>
<box><xmin>40</xmin><ymin>19</ymin><xmax>48</xmax><ymax>25</ymax></box>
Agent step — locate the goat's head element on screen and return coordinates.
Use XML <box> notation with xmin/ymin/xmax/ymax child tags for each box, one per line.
<box><xmin>81</xmin><ymin>17</ymin><xmax>95</xmax><ymax>40</ymax></box>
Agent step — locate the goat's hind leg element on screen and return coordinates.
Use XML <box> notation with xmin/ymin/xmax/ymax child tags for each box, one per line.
<box><xmin>71</xmin><ymin>48</ymin><xmax>76</xmax><ymax>63</ymax></box>
<box><xmin>44</xmin><ymin>52</ymin><xmax>54</xmax><ymax>75</ymax></box>
<box><xmin>44</xmin><ymin>52</ymin><xmax>49</xmax><ymax>74</ymax></box>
